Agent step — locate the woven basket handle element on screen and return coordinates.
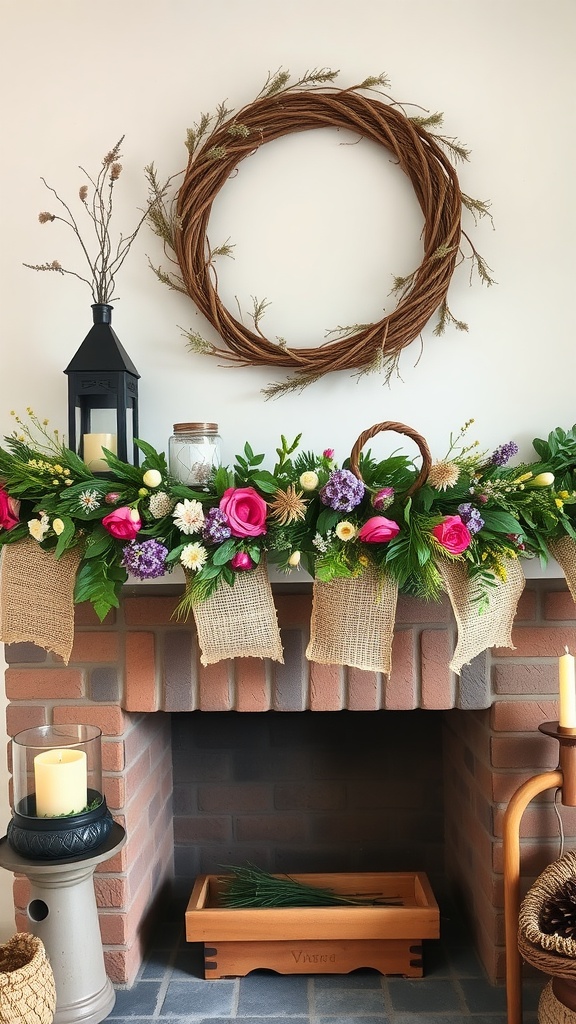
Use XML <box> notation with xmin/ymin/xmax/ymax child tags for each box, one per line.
<box><xmin>349</xmin><ymin>420</ymin><xmax>432</xmax><ymax>499</ymax></box>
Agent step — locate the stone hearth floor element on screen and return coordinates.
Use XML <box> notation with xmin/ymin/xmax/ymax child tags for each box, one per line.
<box><xmin>107</xmin><ymin>899</ymin><xmax>545</xmax><ymax>1024</ymax></box>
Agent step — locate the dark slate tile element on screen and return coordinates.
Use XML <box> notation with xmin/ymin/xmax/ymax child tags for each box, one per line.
<box><xmin>393</xmin><ymin>1016</ymin><xmax>470</xmax><ymax>1024</ymax></box>
<box><xmin>313</xmin><ymin>971</ymin><xmax>383</xmax><ymax>990</ymax></box>
<box><xmin>237</xmin><ymin>973</ymin><xmax>309</xmax><ymax>1015</ymax></box>
<box><xmin>314</xmin><ymin>987</ymin><xmax>386</xmax><ymax>1017</ymax></box>
<box><xmin>138</xmin><ymin>947</ymin><xmax>172</xmax><ymax>980</ymax></box>
<box><xmin>444</xmin><ymin>942</ymin><xmax>484</xmax><ymax>976</ymax></box>
<box><xmin>161</xmin><ymin>978</ymin><xmax>236</xmax><ymax>1017</ymax></box>
<box><xmin>387</xmin><ymin>977</ymin><xmax>462</xmax><ymax>1013</ymax></box>
<box><xmin>317</xmin><ymin>1018</ymin><xmax>389</xmax><ymax>1024</ymax></box>
<box><xmin>459</xmin><ymin>977</ymin><xmax>507</xmax><ymax>1013</ymax></box>
<box><xmin>109</xmin><ymin>981</ymin><xmax>161</xmax><ymax>1016</ymax></box>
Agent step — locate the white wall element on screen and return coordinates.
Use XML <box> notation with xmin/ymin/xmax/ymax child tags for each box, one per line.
<box><xmin>0</xmin><ymin>0</ymin><xmax>574</xmax><ymax>934</ymax></box>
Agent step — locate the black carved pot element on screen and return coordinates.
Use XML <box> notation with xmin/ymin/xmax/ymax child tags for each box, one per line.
<box><xmin>7</xmin><ymin>789</ymin><xmax>113</xmax><ymax>860</ymax></box>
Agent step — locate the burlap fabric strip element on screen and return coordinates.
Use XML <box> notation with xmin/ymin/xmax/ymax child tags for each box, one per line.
<box><xmin>191</xmin><ymin>559</ymin><xmax>284</xmax><ymax>666</ymax></box>
<box><xmin>437</xmin><ymin>556</ymin><xmax>525</xmax><ymax>675</ymax></box>
<box><xmin>306</xmin><ymin>564</ymin><xmax>398</xmax><ymax>673</ymax></box>
<box><xmin>548</xmin><ymin>536</ymin><xmax>576</xmax><ymax>603</ymax></box>
<box><xmin>306</xmin><ymin>421</ymin><xmax>430</xmax><ymax>674</ymax></box>
<box><xmin>0</xmin><ymin>538</ymin><xmax>83</xmax><ymax>664</ymax></box>
<box><xmin>0</xmin><ymin>933</ymin><xmax>56</xmax><ymax>1024</ymax></box>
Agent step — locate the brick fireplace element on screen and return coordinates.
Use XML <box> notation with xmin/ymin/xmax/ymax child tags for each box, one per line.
<box><xmin>3</xmin><ymin>579</ymin><xmax>575</xmax><ymax>987</ymax></box>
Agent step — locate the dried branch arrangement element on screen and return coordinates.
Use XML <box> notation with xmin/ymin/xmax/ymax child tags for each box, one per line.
<box><xmin>147</xmin><ymin>68</ymin><xmax>494</xmax><ymax>396</ymax></box>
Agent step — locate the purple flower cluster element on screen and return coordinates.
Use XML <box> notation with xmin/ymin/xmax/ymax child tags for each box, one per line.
<box><xmin>490</xmin><ymin>441</ymin><xmax>519</xmax><ymax>467</ymax></box>
<box><xmin>320</xmin><ymin>469</ymin><xmax>365</xmax><ymax>512</ymax></box>
<box><xmin>457</xmin><ymin>502</ymin><xmax>485</xmax><ymax>535</ymax></box>
<box><xmin>202</xmin><ymin>507</ymin><xmax>232</xmax><ymax>544</ymax></box>
<box><xmin>121</xmin><ymin>539</ymin><xmax>168</xmax><ymax>579</ymax></box>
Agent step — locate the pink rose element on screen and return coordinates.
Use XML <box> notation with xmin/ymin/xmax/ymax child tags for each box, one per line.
<box><xmin>219</xmin><ymin>487</ymin><xmax>267</xmax><ymax>538</ymax></box>
<box><xmin>0</xmin><ymin>487</ymin><xmax>20</xmax><ymax>530</ymax></box>
<box><xmin>102</xmin><ymin>506</ymin><xmax>142</xmax><ymax>540</ymax></box>
<box><xmin>323</xmin><ymin>448</ymin><xmax>334</xmax><ymax>460</ymax></box>
<box><xmin>431</xmin><ymin>515</ymin><xmax>471</xmax><ymax>554</ymax></box>
<box><xmin>357</xmin><ymin>516</ymin><xmax>400</xmax><ymax>543</ymax></box>
<box><xmin>230</xmin><ymin>551</ymin><xmax>255</xmax><ymax>571</ymax></box>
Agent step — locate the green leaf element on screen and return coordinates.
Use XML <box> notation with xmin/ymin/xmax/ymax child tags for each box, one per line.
<box><xmin>249</xmin><ymin>471</ymin><xmax>278</xmax><ymax>494</ymax></box>
<box><xmin>481</xmin><ymin>509</ymin><xmax>522</xmax><ymax>534</ymax></box>
<box><xmin>212</xmin><ymin>538</ymin><xmax>237</xmax><ymax>565</ymax></box>
<box><xmin>54</xmin><ymin>517</ymin><xmax>77</xmax><ymax>557</ymax></box>
<box><xmin>83</xmin><ymin>527</ymin><xmax>114</xmax><ymax>559</ymax></box>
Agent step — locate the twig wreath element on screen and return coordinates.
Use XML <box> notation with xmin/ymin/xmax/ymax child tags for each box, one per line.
<box><xmin>147</xmin><ymin>68</ymin><xmax>494</xmax><ymax>397</ymax></box>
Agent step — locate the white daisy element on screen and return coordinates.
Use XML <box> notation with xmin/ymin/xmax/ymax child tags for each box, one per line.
<box><xmin>172</xmin><ymin>498</ymin><xmax>205</xmax><ymax>535</ymax></box>
<box><xmin>180</xmin><ymin>542</ymin><xmax>208</xmax><ymax>572</ymax></box>
<box><xmin>77</xmin><ymin>488</ymin><xmax>101</xmax><ymax>512</ymax></box>
<box><xmin>28</xmin><ymin>515</ymin><xmax>50</xmax><ymax>542</ymax></box>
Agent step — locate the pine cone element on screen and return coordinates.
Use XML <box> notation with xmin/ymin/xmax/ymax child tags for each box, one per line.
<box><xmin>540</xmin><ymin>877</ymin><xmax>576</xmax><ymax>937</ymax></box>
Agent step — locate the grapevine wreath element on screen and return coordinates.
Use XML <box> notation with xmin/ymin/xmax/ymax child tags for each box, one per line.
<box><xmin>148</xmin><ymin>69</ymin><xmax>493</xmax><ymax>395</ymax></box>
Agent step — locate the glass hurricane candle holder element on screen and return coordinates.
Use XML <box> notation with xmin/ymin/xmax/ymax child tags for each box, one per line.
<box><xmin>7</xmin><ymin>725</ymin><xmax>113</xmax><ymax>860</ymax></box>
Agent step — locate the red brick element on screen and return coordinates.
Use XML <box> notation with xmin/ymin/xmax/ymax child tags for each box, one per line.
<box><xmin>123</xmin><ymin>596</ymin><xmax>179</xmax><ymax>626</ymax></box>
<box><xmin>234</xmin><ymin>659</ymin><xmax>269</xmax><ymax>712</ymax></box>
<box><xmin>53</xmin><ymin>705</ymin><xmax>126</xmax><ymax>736</ymax></box>
<box><xmin>491</xmin><ymin>733</ymin><xmax>558</xmax><ymax>769</ymax></box>
<box><xmin>515</xmin><ymin>588</ymin><xmax>537</xmax><ymax>621</ymax></box>
<box><xmin>124</xmin><ymin>632</ymin><xmax>157</xmax><ymax>712</ymax></box>
<box><xmin>5</xmin><ymin>704</ymin><xmax>47</xmax><ymax>736</ymax></box>
<box><xmin>98</xmin><ymin>912</ymin><xmax>128</xmax><ymax>945</ymax></box>
<box><xmin>395</xmin><ymin>594</ymin><xmax>452</xmax><ymax>623</ymax></box>
<box><xmin>544</xmin><ymin>590</ymin><xmax>576</xmax><ymax>621</ymax></box>
<box><xmin>386</xmin><ymin>630</ymin><xmax>416</xmax><ymax>709</ymax></box>
<box><xmin>346</xmin><ymin>668</ymin><xmax>380</xmax><ymax>711</ymax></box>
<box><xmin>309</xmin><ymin>663</ymin><xmax>342</xmax><ymax>711</ymax></box>
<box><xmin>492</xmin><ymin>662</ymin><xmax>558</xmax><ymax>694</ymax></box>
<box><xmin>103</xmin><ymin>775</ymin><xmax>125</xmax><ymax>809</ymax></box>
<box><xmin>490</xmin><ymin>700</ymin><xmax>559</xmax><ymax>732</ymax></box>
<box><xmin>102</xmin><ymin>739</ymin><xmax>125</xmax><ymax>772</ymax></box>
<box><xmin>94</xmin><ymin>874</ymin><xmax>128</xmax><ymax>909</ymax></box>
<box><xmin>74</xmin><ymin>604</ymin><xmax>115</xmax><ymax>627</ymax></box>
<box><xmin>69</xmin><ymin>631</ymin><xmax>119</xmax><ymax>663</ymax></box>
<box><xmin>494</xmin><ymin>626</ymin><xmax>576</xmax><ymax>658</ymax></box>
<box><xmin>420</xmin><ymin>630</ymin><xmax>455</xmax><ymax>708</ymax></box>
<box><xmin>275</xmin><ymin>594</ymin><xmax>313</xmax><ymax>628</ymax></box>
<box><xmin>198</xmin><ymin>662</ymin><xmax>232</xmax><ymax>711</ymax></box>
<box><xmin>104</xmin><ymin>942</ymin><xmax>142</xmax><ymax>986</ymax></box>
<box><xmin>5</xmin><ymin>668</ymin><xmax>84</xmax><ymax>700</ymax></box>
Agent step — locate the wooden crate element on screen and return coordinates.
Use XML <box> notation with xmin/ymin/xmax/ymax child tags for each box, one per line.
<box><xmin>185</xmin><ymin>871</ymin><xmax>440</xmax><ymax>979</ymax></box>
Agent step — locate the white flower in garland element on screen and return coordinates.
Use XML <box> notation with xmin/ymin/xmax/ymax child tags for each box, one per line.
<box><xmin>77</xmin><ymin>488</ymin><xmax>101</xmax><ymax>512</ymax></box>
<box><xmin>28</xmin><ymin>513</ymin><xmax>50</xmax><ymax>541</ymax></box>
<box><xmin>173</xmin><ymin>498</ymin><xmax>205</xmax><ymax>535</ymax></box>
<box><xmin>335</xmin><ymin>521</ymin><xmax>356</xmax><ymax>541</ymax></box>
<box><xmin>180</xmin><ymin>542</ymin><xmax>208</xmax><ymax>571</ymax></box>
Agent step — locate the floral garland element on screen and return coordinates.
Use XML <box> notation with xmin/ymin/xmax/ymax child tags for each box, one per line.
<box><xmin>0</xmin><ymin>412</ymin><xmax>575</xmax><ymax>622</ymax></box>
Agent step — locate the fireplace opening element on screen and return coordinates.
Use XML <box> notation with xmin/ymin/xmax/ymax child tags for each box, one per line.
<box><xmin>171</xmin><ymin>709</ymin><xmax>447</xmax><ymax>899</ymax></box>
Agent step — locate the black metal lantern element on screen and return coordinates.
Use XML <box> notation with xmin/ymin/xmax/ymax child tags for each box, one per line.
<box><xmin>64</xmin><ymin>304</ymin><xmax>140</xmax><ymax>472</ymax></box>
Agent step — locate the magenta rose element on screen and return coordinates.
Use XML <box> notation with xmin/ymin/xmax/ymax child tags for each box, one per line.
<box><xmin>431</xmin><ymin>515</ymin><xmax>471</xmax><ymax>554</ymax></box>
<box><xmin>0</xmin><ymin>487</ymin><xmax>20</xmax><ymax>530</ymax></box>
<box><xmin>357</xmin><ymin>516</ymin><xmax>400</xmax><ymax>543</ymax></box>
<box><xmin>102</xmin><ymin>506</ymin><xmax>142</xmax><ymax>540</ymax></box>
<box><xmin>230</xmin><ymin>551</ymin><xmax>255</xmax><ymax>571</ymax></box>
<box><xmin>219</xmin><ymin>487</ymin><xmax>267</xmax><ymax>538</ymax></box>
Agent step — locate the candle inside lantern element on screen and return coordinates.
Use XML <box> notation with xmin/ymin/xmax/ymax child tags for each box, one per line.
<box><xmin>34</xmin><ymin>748</ymin><xmax>88</xmax><ymax>817</ymax></box>
<box><xmin>559</xmin><ymin>646</ymin><xmax>576</xmax><ymax>729</ymax></box>
<box><xmin>82</xmin><ymin>433</ymin><xmax>117</xmax><ymax>473</ymax></box>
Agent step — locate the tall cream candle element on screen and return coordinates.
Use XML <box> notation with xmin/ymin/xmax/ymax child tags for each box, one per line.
<box><xmin>83</xmin><ymin>433</ymin><xmax>117</xmax><ymax>473</ymax></box>
<box><xmin>559</xmin><ymin>646</ymin><xmax>576</xmax><ymax>728</ymax></box>
<box><xmin>34</xmin><ymin>748</ymin><xmax>88</xmax><ymax>817</ymax></box>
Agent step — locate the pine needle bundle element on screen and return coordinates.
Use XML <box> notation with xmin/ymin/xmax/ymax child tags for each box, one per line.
<box><xmin>217</xmin><ymin>865</ymin><xmax>400</xmax><ymax>908</ymax></box>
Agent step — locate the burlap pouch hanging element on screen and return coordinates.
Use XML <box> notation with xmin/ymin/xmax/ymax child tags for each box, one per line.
<box><xmin>437</xmin><ymin>556</ymin><xmax>525</xmax><ymax>674</ymax></box>
<box><xmin>306</xmin><ymin>420</ymin><xmax>432</xmax><ymax>675</ymax></box>
<box><xmin>0</xmin><ymin>933</ymin><xmax>56</xmax><ymax>1024</ymax></box>
<box><xmin>306</xmin><ymin>564</ymin><xmax>398</xmax><ymax>673</ymax></box>
<box><xmin>0</xmin><ymin>538</ymin><xmax>83</xmax><ymax>664</ymax></box>
<box><xmin>192</xmin><ymin>559</ymin><xmax>284</xmax><ymax>666</ymax></box>
<box><xmin>548</xmin><ymin>536</ymin><xmax>576</xmax><ymax>603</ymax></box>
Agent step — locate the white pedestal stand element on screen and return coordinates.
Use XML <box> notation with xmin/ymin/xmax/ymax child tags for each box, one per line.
<box><xmin>0</xmin><ymin>823</ymin><xmax>126</xmax><ymax>1024</ymax></box>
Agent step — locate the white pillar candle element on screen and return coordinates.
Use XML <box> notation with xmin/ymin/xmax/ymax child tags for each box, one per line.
<box><xmin>83</xmin><ymin>433</ymin><xmax>117</xmax><ymax>473</ymax></box>
<box><xmin>34</xmin><ymin>749</ymin><xmax>88</xmax><ymax>817</ymax></box>
<box><xmin>559</xmin><ymin>646</ymin><xmax>576</xmax><ymax>728</ymax></box>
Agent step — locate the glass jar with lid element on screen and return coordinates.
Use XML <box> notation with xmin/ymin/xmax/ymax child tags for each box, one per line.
<box><xmin>169</xmin><ymin>422</ymin><xmax>222</xmax><ymax>488</ymax></box>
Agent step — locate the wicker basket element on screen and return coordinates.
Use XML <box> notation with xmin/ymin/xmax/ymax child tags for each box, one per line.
<box><xmin>0</xmin><ymin>933</ymin><xmax>56</xmax><ymax>1024</ymax></box>
<box><xmin>539</xmin><ymin>980</ymin><xmax>576</xmax><ymax>1024</ymax></box>
<box><xmin>519</xmin><ymin>850</ymin><xmax>576</xmax><ymax>983</ymax></box>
